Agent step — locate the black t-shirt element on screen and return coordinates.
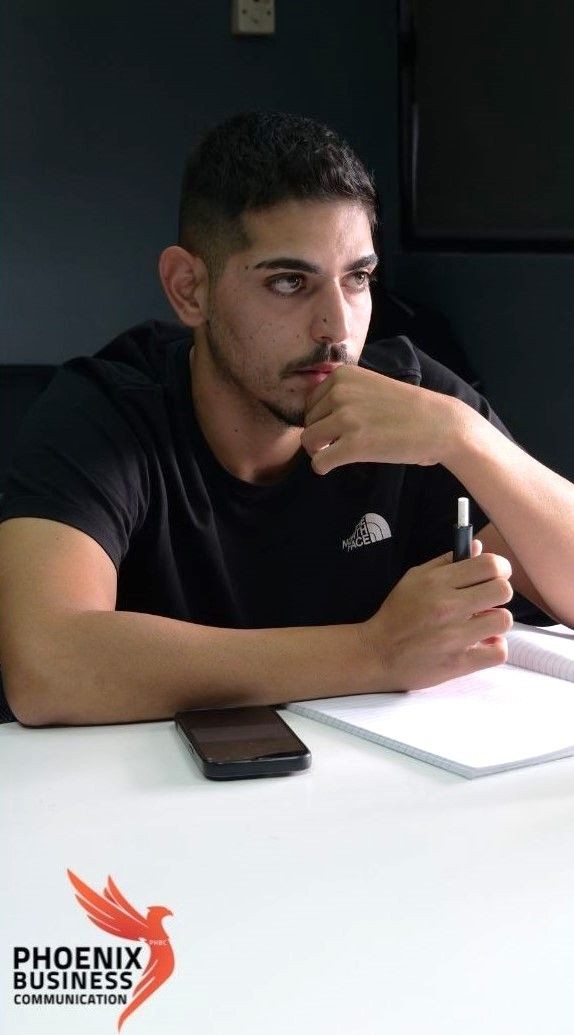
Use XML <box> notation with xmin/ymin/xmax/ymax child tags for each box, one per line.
<box><xmin>0</xmin><ymin>320</ymin><xmax>522</xmax><ymax>629</ymax></box>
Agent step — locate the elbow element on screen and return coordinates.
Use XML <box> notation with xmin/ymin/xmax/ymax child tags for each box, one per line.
<box><xmin>1</xmin><ymin>618</ymin><xmax>89</xmax><ymax>726</ymax></box>
<box><xmin>1</xmin><ymin>662</ymin><xmax>64</xmax><ymax>728</ymax></box>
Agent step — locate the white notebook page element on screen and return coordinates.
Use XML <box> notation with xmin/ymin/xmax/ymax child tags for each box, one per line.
<box><xmin>287</xmin><ymin>661</ymin><xmax>574</xmax><ymax>777</ymax></box>
<box><xmin>507</xmin><ymin>622</ymin><xmax>574</xmax><ymax>682</ymax></box>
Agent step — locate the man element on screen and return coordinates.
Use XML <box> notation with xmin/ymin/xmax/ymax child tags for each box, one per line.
<box><xmin>1</xmin><ymin>111</ymin><xmax>573</xmax><ymax>727</ymax></box>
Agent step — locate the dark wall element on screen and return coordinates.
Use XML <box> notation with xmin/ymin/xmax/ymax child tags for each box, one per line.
<box><xmin>393</xmin><ymin>253</ymin><xmax>574</xmax><ymax>480</ymax></box>
<box><xmin>2</xmin><ymin>1</ymin><xmax>397</xmax><ymax>364</ymax></box>
<box><xmin>393</xmin><ymin>3</ymin><xmax>574</xmax><ymax>481</ymax></box>
<box><xmin>4</xmin><ymin>2</ymin><xmax>572</xmax><ymax>480</ymax></box>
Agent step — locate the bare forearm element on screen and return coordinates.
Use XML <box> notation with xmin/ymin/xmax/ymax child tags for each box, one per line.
<box><xmin>6</xmin><ymin>610</ymin><xmax>375</xmax><ymax>727</ymax></box>
<box><xmin>446</xmin><ymin>401</ymin><xmax>574</xmax><ymax>626</ymax></box>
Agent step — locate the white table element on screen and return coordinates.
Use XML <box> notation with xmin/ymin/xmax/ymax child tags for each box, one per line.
<box><xmin>2</xmin><ymin>709</ymin><xmax>574</xmax><ymax>1035</ymax></box>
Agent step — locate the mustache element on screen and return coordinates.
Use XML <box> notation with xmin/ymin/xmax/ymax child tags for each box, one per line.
<box><xmin>281</xmin><ymin>344</ymin><xmax>353</xmax><ymax>377</ymax></box>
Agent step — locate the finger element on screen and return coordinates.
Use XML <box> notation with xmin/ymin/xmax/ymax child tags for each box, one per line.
<box><xmin>425</xmin><ymin>634</ymin><xmax>508</xmax><ymax>686</ymax></box>
<box><xmin>415</xmin><ymin>537</ymin><xmax>482</xmax><ymax>573</ymax></box>
<box><xmin>304</xmin><ymin>380</ymin><xmax>336</xmax><ymax>424</ymax></box>
<box><xmin>462</xmin><ymin>577</ymin><xmax>514</xmax><ymax>616</ymax></box>
<box><xmin>301</xmin><ymin>414</ymin><xmax>341</xmax><ymax>455</ymax></box>
<box><xmin>451</xmin><ymin>550</ymin><xmax>512</xmax><ymax>589</ymax></box>
<box><xmin>464</xmin><ymin>636</ymin><xmax>509</xmax><ymax>669</ymax></box>
<box><xmin>304</xmin><ymin>394</ymin><xmax>335</xmax><ymax>429</ymax></box>
<box><xmin>445</xmin><ymin>636</ymin><xmax>509</xmax><ymax>681</ymax></box>
<box><xmin>463</xmin><ymin>607</ymin><xmax>513</xmax><ymax>644</ymax></box>
<box><xmin>310</xmin><ymin>437</ymin><xmax>356</xmax><ymax>475</ymax></box>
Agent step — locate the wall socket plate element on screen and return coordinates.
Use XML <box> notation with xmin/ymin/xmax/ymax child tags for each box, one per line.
<box><xmin>231</xmin><ymin>0</ymin><xmax>275</xmax><ymax>36</ymax></box>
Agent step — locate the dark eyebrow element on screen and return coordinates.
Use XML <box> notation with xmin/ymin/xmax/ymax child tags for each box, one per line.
<box><xmin>345</xmin><ymin>253</ymin><xmax>379</xmax><ymax>273</ymax></box>
<box><xmin>253</xmin><ymin>253</ymin><xmax>379</xmax><ymax>275</ymax></box>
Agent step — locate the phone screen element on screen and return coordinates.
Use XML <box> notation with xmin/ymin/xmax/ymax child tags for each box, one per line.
<box><xmin>176</xmin><ymin>706</ymin><xmax>308</xmax><ymax>763</ymax></box>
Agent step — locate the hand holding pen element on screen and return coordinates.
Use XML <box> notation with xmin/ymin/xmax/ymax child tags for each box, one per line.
<box><xmin>358</xmin><ymin>496</ymin><xmax>514</xmax><ymax>692</ymax></box>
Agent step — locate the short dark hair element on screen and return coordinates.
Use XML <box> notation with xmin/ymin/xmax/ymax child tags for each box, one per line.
<box><xmin>178</xmin><ymin>110</ymin><xmax>378</xmax><ymax>277</ymax></box>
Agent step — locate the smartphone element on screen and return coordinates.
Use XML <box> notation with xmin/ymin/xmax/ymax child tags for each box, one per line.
<box><xmin>175</xmin><ymin>706</ymin><xmax>311</xmax><ymax>780</ymax></box>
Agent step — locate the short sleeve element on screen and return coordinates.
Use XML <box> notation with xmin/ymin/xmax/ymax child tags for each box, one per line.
<box><xmin>0</xmin><ymin>367</ymin><xmax>149</xmax><ymax>569</ymax></box>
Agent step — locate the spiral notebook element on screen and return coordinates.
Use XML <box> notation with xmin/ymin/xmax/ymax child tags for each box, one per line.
<box><xmin>286</xmin><ymin>623</ymin><xmax>574</xmax><ymax>778</ymax></box>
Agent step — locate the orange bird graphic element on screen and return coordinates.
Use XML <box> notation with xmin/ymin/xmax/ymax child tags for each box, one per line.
<box><xmin>67</xmin><ymin>869</ymin><xmax>174</xmax><ymax>1031</ymax></box>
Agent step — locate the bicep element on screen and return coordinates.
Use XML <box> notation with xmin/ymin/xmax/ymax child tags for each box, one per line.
<box><xmin>0</xmin><ymin>517</ymin><xmax>117</xmax><ymax>667</ymax></box>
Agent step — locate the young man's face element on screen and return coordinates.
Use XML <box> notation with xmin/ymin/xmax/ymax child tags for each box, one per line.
<box><xmin>200</xmin><ymin>198</ymin><xmax>377</xmax><ymax>427</ymax></box>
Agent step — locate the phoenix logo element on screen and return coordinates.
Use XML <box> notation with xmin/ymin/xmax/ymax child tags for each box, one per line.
<box><xmin>67</xmin><ymin>870</ymin><xmax>174</xmax><ymax>1031</ymax></box>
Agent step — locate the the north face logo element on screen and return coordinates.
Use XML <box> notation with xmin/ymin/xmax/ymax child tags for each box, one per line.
<box><xmin>342</xmin><ymin>513</ymin><xmax>392</xmax><ymax>552</ymax></box>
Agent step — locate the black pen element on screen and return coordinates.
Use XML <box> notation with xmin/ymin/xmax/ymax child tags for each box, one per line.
<box><xmin>453</xmin><ymin>496</ymin><xmax>473</xmax><ymax>562</ymax></box>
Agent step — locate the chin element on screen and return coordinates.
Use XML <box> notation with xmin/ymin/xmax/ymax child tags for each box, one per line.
<box><xmin>263</xmin><ymin>401</ymin><xmax>306</xmax><ymax>428</ymax></box>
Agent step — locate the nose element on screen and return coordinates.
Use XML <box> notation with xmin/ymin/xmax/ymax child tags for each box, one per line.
<box><xmin>309</xmin><ymin>281</ymin><xmax>352</xmax><ymax>346</ymax></box>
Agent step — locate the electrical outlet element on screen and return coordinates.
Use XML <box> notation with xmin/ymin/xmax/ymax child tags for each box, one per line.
<box><xmin>231</xmin><ymin>0</ymin><xmax>275</xmax><ymax>36</ymax></box>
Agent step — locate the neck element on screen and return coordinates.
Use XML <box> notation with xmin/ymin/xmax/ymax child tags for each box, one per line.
<box><xmin>189</xmin><ymin>338</ymin><xmax>304</xmax><ymax>486</ymax></box>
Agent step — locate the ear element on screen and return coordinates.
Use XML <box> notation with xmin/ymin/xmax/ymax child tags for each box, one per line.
<box><xmin>158</xmin><ymin>246</ymin><xmax>208</xmax><ymax>327</ymax></box>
